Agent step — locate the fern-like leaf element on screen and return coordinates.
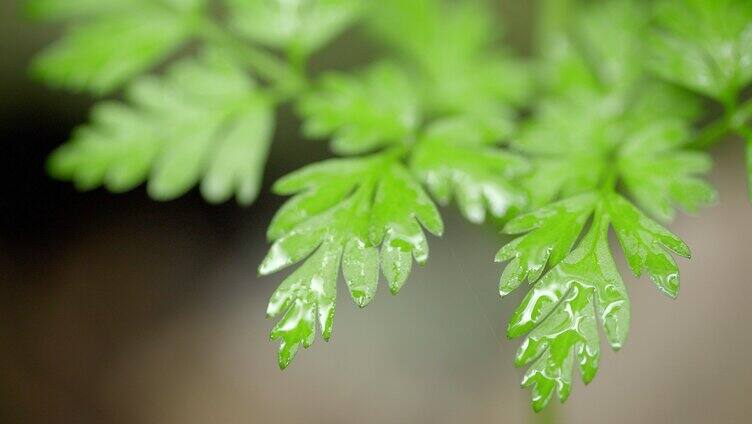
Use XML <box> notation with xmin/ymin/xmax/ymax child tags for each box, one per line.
<box><xmin>47</xmin><ymin>51</ymin><xmax>274</xmax><ymax>204</ymax></box>
<box><xmin>298</xmin><ymin>63</ymin><xmax>418</xmax><ymax>155</ymax></box>
<box><xmin>411</xmin><ymin>118</ymin><xmax>528</xmax><ymax>223</ymax></box>
<box><xmin>259</xmin><ymin>152</ymin><xmax>443</xmax><ymax>368</ymax></box>
<box><xmin>28</xmin><ymin>0</ymin><xmax>204</xmax><ymax>94</ymax></box>
<box><xmin>227</xmin><ymin>0</ymin><xmax>363</xmax><ymax>58</ymax></box>
<box><xmin>649</xmin><ymin>0</ymin><xmax>752</xmax><ymax>101</ymax></box>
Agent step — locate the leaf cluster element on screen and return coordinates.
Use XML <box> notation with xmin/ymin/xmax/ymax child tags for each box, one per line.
<box><xmin>30</xmin><ymin>0</ymin><xmax>752</xmax><ymax>412</ymax></box>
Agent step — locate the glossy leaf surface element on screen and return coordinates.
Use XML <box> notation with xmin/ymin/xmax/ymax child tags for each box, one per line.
<box><xmin>608</xmin><ymin>194</ymin><xmax>690</xmax><ymax>298</ymax></box>
<box><xmin>260</xmin><ymin>153</ymin><xmax>442</xmax><ymax>368</ymax></box>
<box><xmin>499</xmin><ymin>0</ymin><xmax>716</xmax><ymax>410</ymax></box>
<box><xmin>505</xmin><ymin>201</ymin><xmax>629</xmax><ymax>412</ymax></box>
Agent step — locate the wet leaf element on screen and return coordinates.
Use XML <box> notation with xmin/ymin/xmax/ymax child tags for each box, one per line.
<box><xmin>607</xmin><ymin>193</ymin><xmax>690</xmax><ymax>298</ymax></box>
<box><xmin>502</xmin><ymin>199</ymin><xmax>628</xmax><ymax>411</ymax></box>
<box><xmin>261</xmin><ymin>152</ymin><xmax>442</xmax><ymax>368</ymax></box>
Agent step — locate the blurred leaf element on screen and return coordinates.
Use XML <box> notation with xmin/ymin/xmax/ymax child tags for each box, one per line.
<box><xmin>649</xmin><ymin>0</ymin><xmax>752</xmax><ymax>100</ymax></box>
<box><xmin>260</xmin><ymin>152</ymin><xmax>442</xmax><ymax>368</ymax></box>
<box><xmin>513</xmin><ymin>92</ymin><xmax>616</xmax><ymax>207</ymax></box>
<box><xmin>367</xmin><ymin>0</ymin><xmax>531</xmax><ymax>122</ymax></box>
<box><xmin>298</xmin><ymin>63</ymin><xmax>419</xmax><ymax>155</ymax></box>
<box><xmin>411</xmin><ymin>117</ymin><xmax>528</xmax><ymax>223</ymax></box>
<box><xmin>618</xmin><ymin>120</ymin><xmax>717</xmax><ymax>221</ymax></box>
<box><xmin>29</xmin><ymin>0</ymin><xmax>203</xmax><ymax>94</ymax></box>
<box><xmin>48</xmin><ymin>51</ymin><xmax>274</xmax><ymax>205</ymax></box>
<box><xmin>227</xmin><ymin>0</ymin><xmax>362</xmax><ymax>57</ymax></box>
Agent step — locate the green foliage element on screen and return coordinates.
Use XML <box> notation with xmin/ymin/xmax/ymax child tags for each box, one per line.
<box><xmin>31</xmin><ymin>0</ymin><xmax>752</xmax><ymax>412</ymax></box>
<box><xmin>259</xmin><ymin>152</ymin><xmax>443</xmax><ymax>368</ymax></box>
<box><xmin>262</xmin><ymin>0</ymin><xmax>529</xmax><ymax>366</ymax></box>
<box><xmin>650</xmin><ymin>0</ymin><xmax>752</xmax><ymax>101</ymax></box>
<box><xmin>649</xmin><ymin>0</ymin><xmax>752</xmax><ymax>198</ymax></box>
<box><xmin>503</xmin><ymin>197</ymin><xmax>628</xmax><ymax>412</ymax></box>
<box><xmin>497</xmin><ymin>0</ymin><xmax>717</xmax><ymax>409</ymax></box>
<box><xmin>367</xmin><ymin>0</ymin><xmax>531</xmax><ymax>133</ymax></box>
<box><xmin>48</xmin><ymin>52</ymin><xmax>274</xmax><ymax>204</ymax></box>
<box><xmin>227</xmin><ymin>0</ymin><xmax>363</xmax><ymax>59</ymax></box>
<box><xmin>618</xmin><ymin>120</ymin><xmax>716</xmax><ymax>222</ymax></box>
<box><xmin>28</xmin><ymin>0</ymin><xmax>204</xmax><ymax>94</ymax></box>
<box><xmin>298</xmin><ymin>63</ymin><xmax>418</xmax><ymax>155</ymax></box>
<box><xmin>499</xmin><ymin>191</ymin><xmax>695</xmax><ymax>411</ymax></box>
<box><xmin>411</xmin><ymin>118</ymin><xmax>528</xmax><ymax>223</ymax></box>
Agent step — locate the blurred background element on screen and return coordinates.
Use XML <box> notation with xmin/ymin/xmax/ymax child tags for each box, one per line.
<box><xmin>2</xmin><ymin>1</ymin><xmax>752</xmax><ymax>423</ymax></box>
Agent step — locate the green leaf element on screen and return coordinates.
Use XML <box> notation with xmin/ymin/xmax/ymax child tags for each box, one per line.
<box><xmin>573</xmin><ymin>0</ymin><xmax>647</xmax><ymax>90</ymax></box>
<box><xmin>506</xmin><ymin>202</ymin><xmax>628</xmax><ymax>411</ymax></box>
<box><xmin>227</xmin><ymin>0</ymin><xmax>362</xmax><ymax>57</ymax></box>
<box><xmin>367</xmin><ymin>0</ymin><xmax>495</xmax><ymax>71</ymax></box>
<box><xmin>411</xmin><ymin>118</ymin><xmax>529</xmax><ymax>224</ymax></box>
<box><xmin>649</xmin><ymin>0</ymin><xmax>752</xmax><ymax>100</ymax></box>
<box><xmin>516</xmin><ymin>83</ymin><xmax>708</xmax><ymax>211</ymax></box>
<box><xmin>29</xmin><ymin>0</ymin><xmax>203</xmax><ymax>94</ymax></box>
<box><xmin>607</xmin><ymin>193</ymin><xmax>690</xmax><ymax>299</ymax></box>
<box><xmin>48</xmin><ymin>51</ymin><xmax>274</xmax><ymax>205</ymax></box>
<box><xmin>618</xmin><ymin>120</ymin><xmax>717</xmax><ymax>221</ymax></box>
<box><xmin>298</xmin><ymin>63</ymin><xmax>419</xmax><ymax>155</ymax></box>
<box><xmin>498</xmin><ymin>190</ymin><xmax>700</xmax><ymax>410</ymax></box>
<box><xmin>367</xmin><ymin>0</ymin><xmax>531</xmax><ymax>123</ymax></box>
<box><xmin>540</xmin><ymin>0</ymin><xmax>648</xmax><ymax>97</ymax></box>
<box><xmin>260</xmin><ymin>152</ymin><xmax>442</xmax><ymax>368</ymax></box>
<box><xmin>495</xmin><ymin>193</ymin><xmax>598</xmax><ymax>297</ymax></box>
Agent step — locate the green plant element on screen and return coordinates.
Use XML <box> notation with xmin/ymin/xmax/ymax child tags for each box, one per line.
<box><xmin>29</xmin><ymin>0</ymin><xmax>752</xmax><ymax>412</ymax></box>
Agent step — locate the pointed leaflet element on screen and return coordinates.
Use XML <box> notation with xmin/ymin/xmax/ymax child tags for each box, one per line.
<box><xmin>503</xmin><ymin>199</ymin><xmax>629</xmax><ymax>411</ymax></box>
<box><xmin>498</xmin><ymin>192</ymin><xmax>698</xmax><ymax>410</ymax></box>
<box><xmin>227</xmin><ymin>0</ymin><xmax>362</xmax><ymax>57</ymax></box>
<box><xmin>495</xmin><ymin>193</ymin><xmax>598</xmax><ymax>297</ymax></box>
<box><xmin>618</xmin><ymin>120</ymin><xmax>716</xmax><ymax>222</ymax></box>
<box><xmin>298</xmin><ymin>63</ymin><xmax>419</xmax><ymax>155</ymax></box>
<box><xmin>29</xmin><ymin>0</ymin><xmax>204</xmax><ymax>94</ymax></box>
<box><xmin>649</xmin><ymin>0</ymin><xmax>752</xmax><ymax>100</ymax></box>
<box><xmin>410</xmin><ymin>117</ymin><xmax>529</xmax><ymax>224</ymax></box>
<box><xmin>260</xmin><ymin>153</ymin><xmax>442</xmax><ymax>368</ymax></box>
<box><xmin>48</xmin><ymin>51</ymin><xmax>274</xmax><ymax>205</ymax></box>
<box><xmin>607</xmin><ymin>193</ymin><xmax>691</xmax><ymax>299</ymax></box>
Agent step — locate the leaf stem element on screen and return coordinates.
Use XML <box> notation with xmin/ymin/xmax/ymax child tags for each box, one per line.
<box><xmin>689</xmin><ymin>96</ymin><xmax>752</xmax><ymax>149</ymax></box>
<box><xmin>194</xmin><ymin>18</ymin><xmax>308</xmax><ymax>102</ymax></box>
